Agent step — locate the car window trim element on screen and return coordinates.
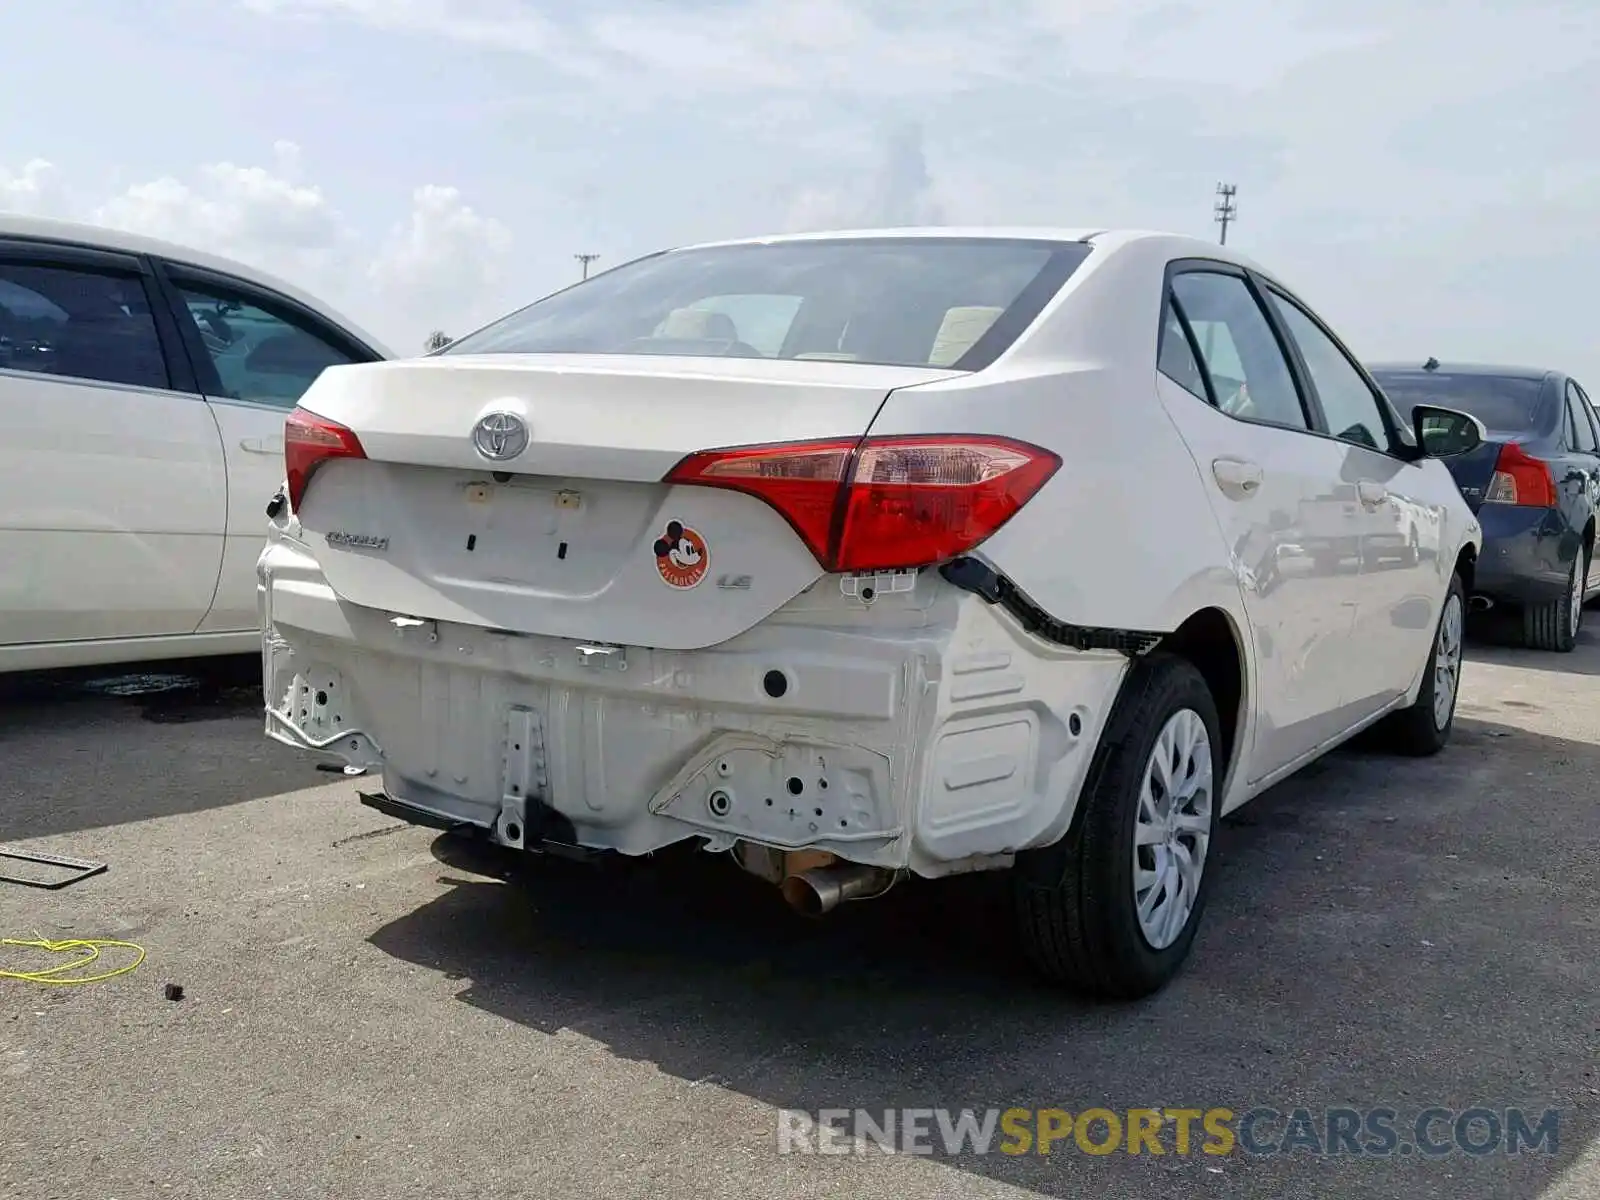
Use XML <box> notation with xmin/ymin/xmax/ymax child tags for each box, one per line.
<box><xmin>0</xmin><ymin>242</ymin><xmax>198</xmax><ymax>395</ymax></box>
<box><xmin>1162</xmin><ymin>258</ymin><xmax>1322</xmax><ymax>437</ymax></box>
<box><xmin>1253</xmin><ymin>276</ymin><xmax>1415</xmax><ymax>463</ymax></box>
<box><xmin>0</xmin><ymin>237</ymin><xmax>144</xmax><ymax>274</ymax></box>
<box><xmin>152</xmin><ymin>259</ymin><xmax>379</xmax><ymax>404</ymax></box>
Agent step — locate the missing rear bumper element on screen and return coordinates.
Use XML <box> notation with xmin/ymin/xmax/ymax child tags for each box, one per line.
<box><xmin>940</xmin><ymin>557</ymin><xmax>1163</xmax><ymax>657</ymax></box>
<box><xmin>358</xmin><ymin>789</ymin><xmax>477</xmax><ymax>834</ymax></box>
<box><xmin>357</xmin><ymin>789</ymin><xmax>582</xmax><ymax>852</ymax></box>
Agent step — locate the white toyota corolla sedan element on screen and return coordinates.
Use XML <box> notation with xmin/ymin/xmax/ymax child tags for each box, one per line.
<box><xmin>259</xmin><ymin>228</ymin><xmax>1484</xmax><ymax>998</ymax></box>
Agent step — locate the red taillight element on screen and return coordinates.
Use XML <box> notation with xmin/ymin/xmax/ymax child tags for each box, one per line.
<box><xmin>664</xmin><ymin>434</ymin><xmax>1061</xmax><ymax>572</ymax></box>
<box><xmin>1485</xmin><ymin>442</ymin><xmax>1556</xmax><ymax>507</ymax></box>
<box><xmin>284</xmin><ymin>406</ymin><xmax>366</xmax><ymax>511</ymax></box>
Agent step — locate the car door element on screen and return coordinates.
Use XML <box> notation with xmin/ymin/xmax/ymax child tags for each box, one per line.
<box><xmin>152</xmin><ymin>261</ymin><xmax>382</xmax><ymax>635</ymax></box>
<box><xmin>0</xmin><ymin>240</ymin><xmax>225</xmax><ymax>647</ymax></box>
<box><xmin>1257</xmin><ymin>282</ymin><xmax>1445</xmax><ymax>713</ymax></box>
<box><xmin>1155</xmin><ymin>263</ymin><xmax>1365</xmax><ymax>780</ymax></box>
<box><xmin>1558</xmin><ymin>380</ymin><xmax>1600</xmax><ymax>595</ymax></box>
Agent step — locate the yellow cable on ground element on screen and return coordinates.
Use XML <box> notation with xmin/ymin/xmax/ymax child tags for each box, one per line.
<box><xmin>0</xmin><ymin>934</ymin><xmax>146</xmax><ymax>985</ymax></box>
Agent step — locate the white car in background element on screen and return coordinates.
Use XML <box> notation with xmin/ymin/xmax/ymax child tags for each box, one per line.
<box><xmin>0</xmin><ymin>215</ymin><xmax>390</xmax><ymax>673</ymax></box>
<box><xmin>259</xmin><ymin>227</ymin><xmax>1483</xmax><ymax>998</ymax></box>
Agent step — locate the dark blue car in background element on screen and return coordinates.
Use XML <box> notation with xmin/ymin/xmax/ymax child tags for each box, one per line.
<box><xmin>1370</xmin><ymin>360</ymin><xmax>1600</xmax><ymax>653</ymax></box>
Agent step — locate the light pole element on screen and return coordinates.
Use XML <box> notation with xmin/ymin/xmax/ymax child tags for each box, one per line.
<box><xmin>1213</xmin><ymin>183</ymin><xmax>1237</xmax><ymax>245</ymax></box>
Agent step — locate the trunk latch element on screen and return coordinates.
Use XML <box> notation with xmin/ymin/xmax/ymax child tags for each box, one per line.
<box><xmin>390</xmin><ymin>615</ymin><xmax>439</xmax><ymax>643</ymax></box>
<box><xmin>575</xmin><ymin>642</ymin><xmax>628</xmax><ymax>671</ymax></box>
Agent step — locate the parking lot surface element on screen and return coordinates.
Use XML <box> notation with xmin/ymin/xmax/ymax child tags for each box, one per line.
<box><xmin>2</xmin><ymin>632</ymin><xmax>1597</xmax><ymax>1200</ymax></box>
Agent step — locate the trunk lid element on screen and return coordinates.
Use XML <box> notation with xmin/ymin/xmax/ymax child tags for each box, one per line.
<box><xmin>290</xmin><ymin>354</ymin><xmax>962</xmax><ymax>649</ymax></box>
<box><xmin>1442</xmin><ymin>436</ymin><xmax>1515</xmax><ymax>513</ymax></box>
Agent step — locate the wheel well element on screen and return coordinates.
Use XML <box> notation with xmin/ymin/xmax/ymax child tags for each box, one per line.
<box><xmin>1154</xmin><ymin>608</ymin><xmax>1244</xmax><ymax>784</ymax></box>
<box><xmin>1585</xmin><ymin>520</ymin><xmax>1595</xmax><ymax>559</ymax></box>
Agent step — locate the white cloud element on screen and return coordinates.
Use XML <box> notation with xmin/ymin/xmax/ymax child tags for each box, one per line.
<box><xmin>0</xmin><ymin>159</ymin><xmax>68</xmax><ymax>217</ymax></box>
<box><xmin>784</xmin><ymin>122</ymin><xmax>945</xmax><ymax>232</ymax></box>
<box><xmin>0</xmin><ymin>145</ymin><xmax>513</xmax><ymax>353</ymax></box>
<box><xmin>232</xmin><ymin>0</ymin><xmax>1136</xmax><ymax>100</ymax></box>
<box><xmin>368</xmin><ymin>184</ymin><xmax>513</xmax><ymax>339</ymax></box>
<box><xmin>93</xmin><ymin>145</ymin><xmax>349</xmax><ymax>289</ymax></box>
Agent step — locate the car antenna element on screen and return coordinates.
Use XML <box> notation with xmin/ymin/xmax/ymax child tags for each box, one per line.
<box><xmin>1423</xmin><ymin>356</ymin><xmax>1439</xmax><ymax>371</ymax></box>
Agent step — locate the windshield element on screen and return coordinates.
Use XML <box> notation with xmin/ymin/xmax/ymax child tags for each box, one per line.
<box><xmin>441</xmin><ymin>237</ymin><xmax>1093</xmax><ymax>371</ymax></box>
<box><xmin>1371</xmin><ymin>371</ymin><xmax>1548</xmax><ymax>435</ymax></box>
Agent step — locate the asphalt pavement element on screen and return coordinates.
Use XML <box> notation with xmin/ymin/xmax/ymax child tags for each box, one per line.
<box><xmin>1</xmin><ymin>629</ymin><xmax>1597</xmax><ymax>1200</ymax></box>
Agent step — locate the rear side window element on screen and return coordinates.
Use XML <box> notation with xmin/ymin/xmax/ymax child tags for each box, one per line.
<box><xmin>441</xmin><ymin>237</ymin><xmax>1094</xmax><ymax>371</ymax></box>
<box><xmin>1168</xmin><ymin>271</ymin><xmax>1309</xmax><ymax>431</ymax></box>
<box><xmin>1575</xmin><ymin>381</ymin><xmax>1600</xmax><ymax>447</ymax></box>
<box><xmin>1157</xmin><ymin>299</ymin><xmax>1208</xmax><ymax>399</ymax></box>
<box><xmin>1566</xmin><ymin>381</ymin><xmax>1598</xmax><ymax>452</ymax></box>
<box><xmin>1371</xmin><ymin>371</ymin><xmax>1547</xmax><ymax>436</ymax></box>
<box><xmin>0</xmin><ymin>260</ymin><xmax>169</xmax><ymax>390</ymax></box>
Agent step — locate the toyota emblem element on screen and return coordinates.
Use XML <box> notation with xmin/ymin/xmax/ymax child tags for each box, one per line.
<box><xmin>472</xmin><ymin>411</ymin><xmax>529</xmax><ymax>461</ymax></box>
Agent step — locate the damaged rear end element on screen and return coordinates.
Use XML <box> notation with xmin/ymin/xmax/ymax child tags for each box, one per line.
<box><xmin>259</xmin><ymin>235</ymin><xmax>1128</xmax><ymax>910</ymax></box>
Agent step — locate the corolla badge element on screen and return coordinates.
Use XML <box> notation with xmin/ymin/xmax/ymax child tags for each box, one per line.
<box><xmin>325</xmin><ymin>531</ymin><xmax>389</xmax><ymax>551</ymax></box>
<box><xmin>472</xmin><ymin>411</ymin><xmax>529</xmax><ymax>461</ymax></box>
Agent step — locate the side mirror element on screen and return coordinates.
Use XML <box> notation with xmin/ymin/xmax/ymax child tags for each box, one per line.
<box><xmin>1412</xmin><ymin>404</ymin><xmax>1485</xmax><ymax>457</ymax></box>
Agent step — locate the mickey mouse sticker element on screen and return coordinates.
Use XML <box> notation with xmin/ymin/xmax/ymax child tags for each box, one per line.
<box><xmin>653</xmin><ymin>519</ymin><xmax>709</xmax><ymax>589</ymax></box>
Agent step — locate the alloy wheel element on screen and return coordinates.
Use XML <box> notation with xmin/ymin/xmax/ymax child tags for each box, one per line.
<box><xmin>1133</xmin><ymin>709</ymin><xmax>1214</xmax><ymax>950</ymax></box>
<box><xmin>1433</xmin><ymin>592</ymin><xmax>1464</xmax><ymax>730</ymax></box>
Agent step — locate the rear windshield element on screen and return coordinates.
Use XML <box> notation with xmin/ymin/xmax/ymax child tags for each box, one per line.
<box><xmin>1371</xmin><ymin>371</ymin><xmax>1548</xmax><ymax>434</ymax></box>
<box><xmin>440</xmin><ymin>237</ymin><xmax>1093</xmax><ymax>371</ymax></box>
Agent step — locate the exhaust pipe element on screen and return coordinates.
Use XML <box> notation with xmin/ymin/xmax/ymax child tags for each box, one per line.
<box><xmin>780</xmin><ymin>864</ymin><xmax>897</xmax><ymax>916</ymax></box>
<box><xmin>1469</xmin><ymin>595</ymin><xmax>1494</xmax><ymax>612</ymax></box>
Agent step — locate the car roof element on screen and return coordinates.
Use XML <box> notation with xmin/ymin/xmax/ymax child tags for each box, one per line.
<box><xmin>0</xmin><ymin>213</ymin><xmax>393</xmax><ymax>357</ymax></box>
<box><xmin>672</xmin><ymin>225</ymin><xmax>1272</xmax><ymax>266</ymax></box>
<box><xmin>1367</xmin><ymin>360</ymin><xmax>1554</xmax><ymax>382</ymax></box>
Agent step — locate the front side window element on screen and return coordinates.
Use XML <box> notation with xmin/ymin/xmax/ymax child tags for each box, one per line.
<box><xmin>1168</xmin><ymin>271</ymin><xmax>1308</xmax><ymax>431</ymax></box>
<box><xmin>0</xmin><ymin>260</ymin><xmax>169</xmax><ymax>390</ymax></box>
<box><xmin>1264</xmin><ymin>288</ymin><xmax>1391</xmax><ymax>452</ymax></box>
<box><xmin>441</xmin><ymin>237</ymin><xmax>1094</xmax><ymax>371</ymax></box>
<box><xmin>172</xmin><ymin>278</ymin><xmax>359</xmax><ymax>408</ymax></box>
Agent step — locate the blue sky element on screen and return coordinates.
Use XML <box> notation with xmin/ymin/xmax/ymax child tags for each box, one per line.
<box><xmin>3</xmin><ymin>0</ymin><xmax>1596</xmax><ymax>381</ymax></box>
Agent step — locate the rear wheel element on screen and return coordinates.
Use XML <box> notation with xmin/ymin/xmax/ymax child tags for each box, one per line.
<box><xmin>1381</xmin><ymin>572</ymin><xmax>1465</xmax><ymax>756</ymax></box>
<box><xmin>1523</xmin><ymin>548</ymin><xmax>1585</xmax><ymax>652</ymax></box>
<box><xmin>1011</xmin><ymin>654</ymin><xmax>1220</xmax><ymax>1000</ymax></box>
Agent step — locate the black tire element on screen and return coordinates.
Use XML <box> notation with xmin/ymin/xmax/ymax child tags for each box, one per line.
<box><xmin>1011</xmin><ymin>653</ymin><xmax>1222</xmax><ymax>1000</ymax></box>
<box><xmin>1522</xmin><ymin>548</ymin><xmax>1585</xmax><ymax>652</ymax></box>
<box><xmin>1381</xmin><ymin>572</ymin><xmax>1466</xmax><ymax>756</ymax></box>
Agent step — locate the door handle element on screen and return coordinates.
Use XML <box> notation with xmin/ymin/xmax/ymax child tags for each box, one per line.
<box><xmin>1357</xmin><ymin>480</ymin><xmax>1387</xmax><ymax>508</ymax></box>
<box><xmin>241</xmin><ymin>437</ymin><xmax>284</xmax><ymax>455</ymax></box>
<box><xmin>1211</xmin><ymin>457</ymin><xmax>1263</xmax><ymax>499</ymax></box>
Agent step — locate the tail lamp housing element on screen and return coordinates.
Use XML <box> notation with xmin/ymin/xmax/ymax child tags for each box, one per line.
<box><xmin>664</xmin><ymin>434</ymin><xmax>1061</xmax><ymax>572</ymax></box>
<box><xmin>1485</xmin><ymin>442</ymin><xmax>1557</xmax><ymax>508</ymax></box>
<box><xmin>284</xmin><ymin>406</ymin><xmax>367</xmax><ymax>512</ymax></box>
